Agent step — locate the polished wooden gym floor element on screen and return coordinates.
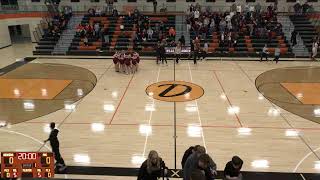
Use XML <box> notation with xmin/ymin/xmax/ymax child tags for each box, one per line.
<box><xmin>1</xmin><ymin>44</ymin><xmax>320</xmax><ymax>179</ymax></box>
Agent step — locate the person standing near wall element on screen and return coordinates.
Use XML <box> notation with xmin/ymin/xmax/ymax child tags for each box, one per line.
<box><xmin>153</xmin><ymin>0</ymin><xmax>158</xmax><ymax>13</ymax></box>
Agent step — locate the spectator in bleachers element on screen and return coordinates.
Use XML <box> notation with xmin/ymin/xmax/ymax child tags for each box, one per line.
<box><xmin>88</xmin><ymin>8</ymin><xmax>95</xmax><ymax>16</ymax></box>
<box><xmin>202</xmin><ymin>42</ymin><xmax>208</xmax><ymax>60</ymax></box>
<box><xmin>153</xmin><ymin>0</ymin><xmax>158</xmax><ymax>13</ymax></box>
<box><xmin>83</xmin><ymin>36</ymin><xmax>89</xmax><ymax>46</ymax></box>
<box><xmin>312</xmin><ymin>38</ymin><xmax>319</xmax><ymax>61</ymax></box>
<box><xmin>147</xmin><ymin>27</ymin><xmax>154</xmax><ymax>40</ymax></box>
<box><xmin>260</xmin><ymin>44</ymin><xmax>269</xmax><ymax>61</ymax></box>
<box><xmin>274</xmin><ymin>45</ymin><xmax>281</xmax><ymax>63</ymax></box>
<box><xmin>224</xmin><ymin>156</ymin><xmax>243</xmax><ymax>180</ymax></box>
<box><xmin>179</xmin><ymin>35</ymin><xmax>185</xmax><ymax>46</ymax></box>
<box><xmin>291</xmin><ymin>30</ymin><xmax>297</xmax><ymax>46</ymax></box>
<box><xmin>94</xmin><ymin>23</ymin><xmax>100</xmax><ymax>38</ymax></box>
<box><xmin>255</xmin><ymin>2</ymin><xmax>261</xmax><ymax>13</ymax></box>
<box><xmin>95</xmin><ymin>7</ymin><xmax>103</xmax><ymax>16</ymax></box>
<box><xmin>294</xmin><ymin>1</ymin><xmax>302</xmax><ymax>15</ymax></box>
<box><xmin>112</xmin><ymin>7</ymin><xmax>118</xmax><ymax>17</ymax></box>
<box><xmin>169</xmin><ymin>27</ymin><xmax>176</xmax><ymax>40</ymax></box>
<box><xmin>302</xmin><ymin>2</ymin><xmax>311</xmax><ymax>14</ymax></box>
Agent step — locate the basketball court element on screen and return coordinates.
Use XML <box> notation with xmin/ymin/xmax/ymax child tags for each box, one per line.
<box><xmin>1</xmin><ymin>44</ymin><xmax>320</xmax><ymax>179</ymax></box>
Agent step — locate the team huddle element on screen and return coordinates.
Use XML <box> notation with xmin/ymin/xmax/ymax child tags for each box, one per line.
<box><xmin>113</xmin><ymin>51</ymin><xmax>140</xmax><ymax>74</ymax></box>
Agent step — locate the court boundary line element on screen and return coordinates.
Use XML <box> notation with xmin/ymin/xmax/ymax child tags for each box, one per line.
<box><xmin>187</xmin><ymin>62</ymin><xmax>207</xmax><ymax>148</ymax></box>
<box><xmin>212</xmin><ymin>70</ymin><xmax>243</xmax><ymax>127</ymax></box>
<box><xmin>107</xmin><ymin>73</ymin><xmax>135</xmax><ymax>125</ymax></box>
<box><xmin>142</xmin><ymin>67</ymin><xmax>161</xmax><ymax>158</ymax></box>
<box><xmin>0</xmin><ymin>128</ymin><xmax>51</xmax><ymax>151</ymax></box>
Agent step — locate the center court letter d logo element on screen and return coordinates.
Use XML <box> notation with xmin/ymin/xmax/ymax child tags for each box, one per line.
<box><xmin>145</xmin><ymin>81</ymin><xmax>204</xmax><ymax>102</ymax></box>
<box><xmin>158</xmin><ymin>84</ymin><xmax>192</xmax><ymax>97</ymax></box>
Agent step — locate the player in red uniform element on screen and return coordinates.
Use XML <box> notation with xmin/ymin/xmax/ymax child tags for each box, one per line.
<box><xmin>124</xmin><ymin>53</ymin><xmax>132</xmax><ymax>74</ymax></box>
<box><xmin>119</xmin><ymin>51</ymin><xmax>125</xmax><ymax>73</ymax></box>
<box><xmin>133</xmin><ymin>51</ymin><xmax>140</xmax><ymax>71</ymax></box>
<box><xmin>131</xmin><ymin>52</ymin><xmax>138</xmax><ymax>73</ymax></box>
<box><xmin>113</xmin><ymin>51</ymin><xmax>120</xmax><ymax>72</ymax></box>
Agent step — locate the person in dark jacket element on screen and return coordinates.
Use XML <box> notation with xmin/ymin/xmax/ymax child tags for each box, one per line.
<box><xmin>181</xmin><ymin>145</ymin><xmax>200</xmax><ymax>168</ymax></box>
<box><xmin>44</xmin><ymin>122</ymin><xmax>66</xmax><ymax>171</ymax></box>
<box><xmin>179</xmin><ymin>35</ymin><xmax>186</xmax><ymax>46</ymax></box>
<box><xmin>137</xmin><ymin>150</ymin><xmax>168</xmax><ymax>180</ymax></box>
<box><xmin>224</xmin><ymin>156</ymin><xmax>243</xmax><ymax>180</ymax></box>
<box><xmin>291</xmin><ymin>30</ymin><xmax>297</xmax><ymax>46</ymax></box>
<box><xmin>183</xmin><ymin>146</ymin><xmax>217</xmax><ymax>180</ymax></box>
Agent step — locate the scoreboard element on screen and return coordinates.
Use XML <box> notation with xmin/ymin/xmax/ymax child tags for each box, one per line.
<box><xmin>1</xmin><ymin>152</ymin><xmax>54</xmax><ymax>178</ymax></box>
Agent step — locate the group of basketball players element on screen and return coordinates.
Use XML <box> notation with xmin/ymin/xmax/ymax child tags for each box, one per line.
<box><xmin>113</xmin><ymin>51</ymin><xmax>140</xmax><ymax>74</ymax></box>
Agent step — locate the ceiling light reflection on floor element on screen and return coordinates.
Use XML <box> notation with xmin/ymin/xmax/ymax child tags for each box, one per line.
<box><xmin>73</xmin><ymin>154</ymin><xmax>91</xmax><ymax>165</ymax></box>
<box><xmin>103</xmin><ymin>103</ymin><xmax>115</xmax><ymax>112</ymax></box>
<box><xmin>43</xmin><ymin>124</ymin><xmax>51</xmax><ymax>133</ymax></box>
<box><xmin>41</xmin><ymin>89</ymin><xmax>48</xmax><ymax>97</ymax></box>
<box><xmin>185</xmin><ymin>103</ymin><xmax>197</xmax><ymax>112</ymax></box>
<box><xmin>267</xmin><ymin>107</ymin><xmax>280</xmax><ymax>117</ymax></box>
<box><xmin>187</xmin><ymin>124</ymin><xmax>202</xmax><ymax>137</ymax></box>
<box><xmin>237</xmin><ymin>127</ymin><xmax>252</xmax><ymax>136</ymax></box>
<box><xmin>251</xmin><ymin>160</ymin><xmax>269</xmax><ymax>168</ymax></box>
<box><xmin>77</xmin><ymin>89</ymin><xmax>83</xmax><ymax>96</ymax></box>
<box><xmin>64</xmin><ymin>102</ymin><xmax>76</xmax><ymax>112</ymax></box>
<box><xmin>220</xmin><ymin>93</ymin><xmax>227</xmax><ymax>100</ymax></box>
<box><xmin>314</xmin><ymin>108</ymin><xmax>320</xmax><ymax>117</ymax></box>
<box><xmin>14</xmin><ymin>88</ymin><xmax>20</xmax><ymax>97</ymax></box>
<box><xmin>139</xmin><ymin>124</ymin><xmax>152</xmax><ymax>136</ymax></box>
<box><xmin>314</xmin><ymin>161</ymin><xmax>320</xmax><ymax>169</ymax></box>
<box><xmin>258</xmin><ymin>93</ymin><xmax>264</xmax><ymax>100</ymax></box>
<box><xmin>296</xmin><ymin>93</ymin><xmax>303</xmax><ymax>99</ymax></box>
<box><xmin>131</xmin><ymin>155</ymin><xmax>146</xmax><ymax>166</ymax></box>
<box><xmin>285</xmin><ymin>129</ymin><xmax>300</xmax><ymax>137</ymax></box>
<box><xmin>112</xmin><ymin>91</ymin><xmax>118</xmax><ymax>98</ymax></box>
<box><xmin>228</xmin><ymin>106</ymin><xmax>240</xmax><ymax>115</ymax></box>
<box><xmin>145</xmin><ymin>104</ymin><xmax>155</xmax><ymax>112</ymax></box>
<box><xmin>23</xmin><ymin>100</ymin><xmax>35</xmax><ymax>111</ymax></box>
<box><xmin>91</xmin><ymin>123</ymin><xmax>105</xmax><ymax>132</ymax></box>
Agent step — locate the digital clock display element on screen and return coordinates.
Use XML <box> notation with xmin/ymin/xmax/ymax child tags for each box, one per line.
<box><xmin>1</xmin><ymin>152</ymin><xmax>54</xmax><ymax>178</ymax></box>
<box><xmin>17</xmin><ymin>153</ymin><xmax>37</xmax><ymax>160</ymax></box>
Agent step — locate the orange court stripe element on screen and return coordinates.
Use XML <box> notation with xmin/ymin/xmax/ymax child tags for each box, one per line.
<box><xmin>0</xmin><ymin>79</ymin><xmax>72</xmax><ymax>99</ymax></box>
<box><xmin>281</xmin><ymin>82</ymin><xmax>320</xmax><ymax>105</ymax></box>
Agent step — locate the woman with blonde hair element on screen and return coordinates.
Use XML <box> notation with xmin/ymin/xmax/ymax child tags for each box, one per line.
<box><xmin>137</xmin><ymin>150</ymin><xmax>168</xmax><ymax>180</ymax></box>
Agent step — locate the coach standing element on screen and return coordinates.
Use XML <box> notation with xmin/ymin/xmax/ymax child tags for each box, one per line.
<box><xmin>44</xmin><ymin>122</ymin><xmax>66</xmax><ymax>171</ymax></box>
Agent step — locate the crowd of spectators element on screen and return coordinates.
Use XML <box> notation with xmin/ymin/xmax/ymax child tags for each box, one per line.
<box><xmin>138</xmin><ymin>145</ymin><xmax>244</xmax><ymax>180</ymax></box>
<box><xmin>186</xmin><ymin>3</ymin><xmax>282</xmax><ymax>50</ymax></box>
<box><xmin>131</xmin><ymin>9</ymin><xmax>176</xmax><ymax>49</ymax></box>
<box><xmin>293</xmin><ymin>1</ymin><xmax>313</xmax><ymax>15</ymax></box>
<box><xmin>43</xmin><ymin>8</ymin><xmax>72</xmax><ymax>39</ymax></box>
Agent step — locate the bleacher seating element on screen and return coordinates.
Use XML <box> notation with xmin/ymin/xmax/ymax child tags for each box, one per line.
<box><xmin>68</xmin><ymin>14</ymin><xmax>175</xmax><ymax>56</ymax></box>
<box><xmin>290</xmin><ymin>14</ymin><xmax>318</xmax><ymax>54</ymax></box>
<box><xmin>33</xmin><ymin>36</ymin><xmax>60</xmax><ymax>55</ymax></box>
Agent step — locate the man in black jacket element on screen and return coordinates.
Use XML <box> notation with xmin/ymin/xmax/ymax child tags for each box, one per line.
<box><xmin>44</xmin><ymin>122</ymin><xmax>66</xmax><ymax>171</ymax></box>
